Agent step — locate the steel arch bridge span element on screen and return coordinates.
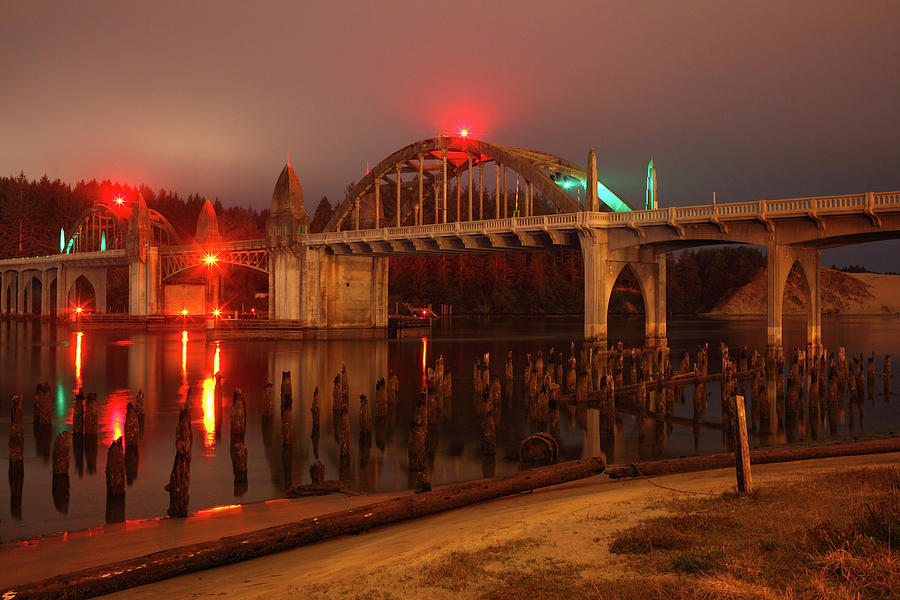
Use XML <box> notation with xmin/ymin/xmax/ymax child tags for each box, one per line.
<box><xmin>324</xmin><ymin>136</ymin><xmax>629</xmax><ymax>233</ymax></box>
<box><xmin>159</xmin><ymin>248</ymin><xmax>269</xmax><ymax>281</ymax></box>
<box><xmin>64</xmin><ymin>203</ymin><xmax>182</xmax><ymax>254</ymax></box>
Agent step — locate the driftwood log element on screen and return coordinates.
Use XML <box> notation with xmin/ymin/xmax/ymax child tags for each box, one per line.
<box><xmin>3</xmin><ymin>457</ymin><xmax>605</xmax><ymax>600</ymax></box>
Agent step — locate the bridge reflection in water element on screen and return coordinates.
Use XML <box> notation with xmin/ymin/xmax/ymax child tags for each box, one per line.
<box><xmin>0</xmin><ymin>315</ymin><xmax>897</xmax><ymax>542</ymax></box>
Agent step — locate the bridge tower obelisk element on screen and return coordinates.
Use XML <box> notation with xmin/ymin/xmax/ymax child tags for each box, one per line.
<box><xmin>196</xmin><ymin>197</ymin><xmax>223</xmax><ymax>313</ymax></box>
<box><xmin>266</xmin><ymin>159</ymin><xmax>310</xmax><ymax>320</ymax></box>
<box><xmin>127</xmin><ymin>193</ymin><xmax>161</xmax><ymax>316</ymax></box>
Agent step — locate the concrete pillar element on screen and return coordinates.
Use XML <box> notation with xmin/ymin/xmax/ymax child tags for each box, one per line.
<box><xmin>16</xmin><ymin>271</ymin><xmax>25</xmax><ymax>315</ymax></box>
<box><xmin>267</xmin><ymin>265</ymin><xmax>275</xmax><ymax>319</ymax></box>
<box><xmin>270</xmin><ymin>249</ymin><xmax>301</xmax><ymax>321</ymax></box>
<box><xmin>0</xmin><ymin>271</ymin><xmax>8</xmax><ymax>314</ymax></box>
<box><xmin>41</xmin><ymin>270</ymin><xmax>52</xmax><ymax>316</ymax></box>
<box><xmin>93</xmin><ymin>269</ymin><xmax>107</xmax><ymax>314</ymax></box>
<box><xmin>56</xmin><ymin>264</ymin><xmax>68</xmax><ymax>315</ymax></box>
<box><xmin>767</xmin><ymin>244</ymin><xmax>821</xmax><ymax>351</ymax></box>
<box><xmin>128</xmin><ymin>247</ymin><xmax>160</xmax><ymax>317</ymax></box>
<box><xmin>579</xmin><ymin>231</ymin><xmax>610</xmax><ymax>344</ymax></box>
<box><xmin>651</xmin><ymin>252</ymin><xmax>667</xmax><ymax>346</ymax></box>
<box><xmin>441</xmin><ymin>150</ymin><xmax>448</xmax><ymax>224</ymax></box>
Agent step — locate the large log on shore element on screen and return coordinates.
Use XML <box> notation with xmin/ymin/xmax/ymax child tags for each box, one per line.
<box><xmin>4</xmin><ymin>457</ymin><xmax>605</xmax><ymax>600</ymax></box>
<box><xmin>606</xmin><ymin>436</ymin><xmax>900</xmax><ymax>479</ymax></box>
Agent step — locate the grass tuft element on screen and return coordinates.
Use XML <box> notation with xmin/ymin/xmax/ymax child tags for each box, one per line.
<box><xmin>672</xmin><ymin>544</ymin><xmax>726</xmax><ymax>574</ymax></box>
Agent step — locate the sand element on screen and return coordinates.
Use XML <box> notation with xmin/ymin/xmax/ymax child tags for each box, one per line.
<box><xmin>79</xmin><ymin>451</ymin><xmax>900</xmax><ymax>599</ymax></box>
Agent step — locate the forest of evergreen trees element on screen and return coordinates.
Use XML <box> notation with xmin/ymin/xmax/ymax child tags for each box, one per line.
<box><xmin>1</xmin><ymin>173</ymin><xmax>768</xmax><ymax>315</ymax></box>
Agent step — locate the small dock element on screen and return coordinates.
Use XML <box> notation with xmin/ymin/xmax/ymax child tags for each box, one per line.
<box><xmin>388</xmin><ymin>315</ymin><xmax>432</xmax><ymax>338</ymax></box>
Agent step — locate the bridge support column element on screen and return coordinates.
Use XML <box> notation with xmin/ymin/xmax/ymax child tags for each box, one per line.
<box><xmin>270</xmin><ymin>248</ymin><xmax>302</xmax><ymax>320</ymax></box>
<box><xmin>580</xmin><ymin>231</ymin><xmax>611</xmax><ymax>346</ymax></box>
<box><xmin>41</xmin><ymin>270</ymin><xmax>52</xmax><ymax>316</ymax></box>
<box><xmin>766</xmin><ymin>244</ymin><xmax>821</xmax><ymax>352</ymax></box>
<box><xmin>56</xmin><ymin>264</ymin><xmax>68</xmax><ymax>316</ymax></box>
<box><xmin>129</xmin><ymin>247</ymin><xmax>161</xmax><ymax>317</ymax></box>
<box><xmin>16</xmin><ymin>272</ymin><xmax>25</xmax><ymax>315</ymax></box>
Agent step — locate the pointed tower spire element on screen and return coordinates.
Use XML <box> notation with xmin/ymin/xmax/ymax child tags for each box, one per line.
<box><xmin>195</xmin><ymin>196</ymin><xmax>222</xmax><ymax>245</ymax></box>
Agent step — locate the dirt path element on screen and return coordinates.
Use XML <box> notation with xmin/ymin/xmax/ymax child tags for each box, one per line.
<box><xmin>96</xmin><ymin>451</ymin><xmax>900</xmax><ymax>599</ymax></box>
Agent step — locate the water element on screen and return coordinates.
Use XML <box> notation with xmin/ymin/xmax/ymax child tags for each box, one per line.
<box><xmin>0</xmin><ymin>315</ymin><xmax>898</xmax><ymax>542</ymax></box>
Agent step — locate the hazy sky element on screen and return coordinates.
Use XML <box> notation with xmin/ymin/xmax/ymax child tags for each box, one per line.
<box><xmin>2</xmin><ymin>1</ymin><xmax>898</xmax><ymax>267</ymax></box>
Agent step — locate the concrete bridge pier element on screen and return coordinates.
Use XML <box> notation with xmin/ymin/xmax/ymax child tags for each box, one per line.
<box><xmin>15</xmin><ymin>271</ymin><xmax>26</xmax><ymax>315</ymax></box>
<box><xmin>128</xmin><ymin>247</ymin><xmax>161</xmax><ymax>317</ymax></box>
<box><xmin>580</xmin><ymin>231</ymin><xmax>667</xmax><ymax>350</ymax></box>
<box><xmin>766</xmin><ymin>244</ymin><xmax>821</xmax><ymax>353</ymax></box>
<box><xmin>41</xmin><ymin>269</ymin><xmax>53</xmax><ymax>317</ymax></box>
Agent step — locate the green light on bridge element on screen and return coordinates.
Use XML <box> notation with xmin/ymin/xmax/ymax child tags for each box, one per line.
<box><xmin>554</xmin><ymin>178</ymin><xmax>631</xmax><ymax>212</ymax></box>
<box><xmin>100</xmin><ymin>231</ymin><xmax>107</xmax><ymax>252</ymax></box>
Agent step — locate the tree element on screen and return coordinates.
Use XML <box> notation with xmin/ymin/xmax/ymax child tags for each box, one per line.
<box><xmin>310</xmin><ymin>196</ymin><xmax>334</xmax><ymax>233</ymax></box>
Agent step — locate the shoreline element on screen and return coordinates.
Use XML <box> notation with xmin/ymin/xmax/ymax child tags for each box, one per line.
<box><xmin>4</xmin><ymin>436</ymin><xmax>900</xmax><ymax>598</ymax></box>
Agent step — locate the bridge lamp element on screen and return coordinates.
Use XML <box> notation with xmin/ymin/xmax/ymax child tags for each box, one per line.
<box><xmin>181</xmin><ymin>308</ymin><xmax>189</xmax><ymax>316</ymax></box>
<box><xmin>74</xmin><ymin>306</ymin><xmax>83</xmax><ymax>314</ymax></box>
<box><xmin>459</xmin><ymin>128</ymin><xmax>469</xmax><ymax>138</ymax></box>
<box><xmin>204</xmin><ymin>254</ymin><xmax>218</xmax><ymax>265</ymax></box>
<box><xmin>213</xmin><ymin>308</ymin><xmax>221</xmax><ymax>317</ymax></box>
<box><xmin>114</xmin><ymin>196</ymin><xmax>125</xmax><ymax>206</ymax></box>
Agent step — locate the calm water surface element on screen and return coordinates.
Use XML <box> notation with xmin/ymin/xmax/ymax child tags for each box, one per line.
<box><xmin>0</xmin><ymin>315</ymin><xmax>897</xmax><ymax>541</ymax></box>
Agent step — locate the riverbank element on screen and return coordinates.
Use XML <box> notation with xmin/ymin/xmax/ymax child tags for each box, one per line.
<box><xmin>2</xmin><ymin>450</ymin><xmax>899</xmax><ymax>598</ymax></box>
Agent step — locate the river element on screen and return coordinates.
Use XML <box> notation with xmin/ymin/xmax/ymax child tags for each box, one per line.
<box><xmin>0</xmin><ymin>314</ymin><xmax>897</xmax><ymax>542</ymax></box>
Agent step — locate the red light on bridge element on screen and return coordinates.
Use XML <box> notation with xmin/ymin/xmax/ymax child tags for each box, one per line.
<box><xmin>74</xmin><ymin>306</ymin><xmax>83</xmax><ymax>314</ymax></box>
<box><xmin>114</xmin><ymin>196</ymin><xmax>125</xmax><ymax>206</ymax></box>
<box><xmin>204</xmin><ymin>254</ymin><xmax>218</xmax><ymax>265</ymax></box>
<box><xmin>213</xmin><ymin>308</ymin><xmax>221</xmax><ymax>317</ymax></box>
<box><xmin>181</xmin><ymin>308</ymin><xmax>189</xmax><ymax>316</ymax></box>
<box><xmin>459</xmin><ymin>128</ymin><xmax>469</xmax><ymax>138</ymax></box>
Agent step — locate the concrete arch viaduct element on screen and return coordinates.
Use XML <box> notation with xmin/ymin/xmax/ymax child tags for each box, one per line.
<box><xmin>1</xmin><ymin>135</ymin><xmax>898</xmax><ymax>353</ymax></box>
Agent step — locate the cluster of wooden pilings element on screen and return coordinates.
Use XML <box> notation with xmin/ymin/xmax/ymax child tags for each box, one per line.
<box><xmin>6</xmin><ymin>384</ymin><xmax>145</xmax><ymax>523</ymax></box>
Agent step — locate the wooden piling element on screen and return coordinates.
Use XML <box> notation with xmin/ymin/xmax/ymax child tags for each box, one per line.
<box><xmin>281</xmin><ymin>372</ymin><xmax>293</xmax><ymax>445</ymax></box>
<box><xmin>72</xmin><ymin>390</ymin><xmax>85</xmax><ymax>435</ymax></box>
<box><xmin>52</xmin><ymin>431</ymin><xmax>71</xmax><ymax>475</ymax></box>
<box><xmin>262</xmin><ymin>383</ymin><xmax>274</xmax><ymax>417</ymax></box>
<box><xmin>106</xmin><ymin>437</ymin><xmax>126</xmax><ymax>497</ymax></box>
<box><xmin>165</xmin><ymin>400</ymin><xmax>191</xmax><ymax>518</ymax></box>
<box><xmin>338</xmin><ymin>404</ymin><xmax>351</xmax><ymax>460</ymax></box>
<box><xmin>230</xmin><ymin>388</ymin><xmax>246</xmax><ymax>441</ymax></box>
<box><xmin>84</xmin><ymin>393</ymin><xmax>98</xmax><ymax>436</ymax></box>
<box><xmin>733</xmin><ymin>394</ymin><xmax>752</xmax><ymax>493</ymax></box>
<box><xmin>359</xmin><ymin>394</ymin><xmax>371</xmax><ymax>435</ymax></box>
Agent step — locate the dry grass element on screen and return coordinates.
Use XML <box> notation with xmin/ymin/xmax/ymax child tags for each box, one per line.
<box><xmin>603</xmin><ymin>466</ymin><xmax>900</xmax><ymax>599</ymax></box>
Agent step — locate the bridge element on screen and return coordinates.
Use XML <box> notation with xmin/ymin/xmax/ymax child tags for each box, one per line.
<box><xmin>1</xmin><ymin>135</ymin><xmax>898</xmax><ymax>352</ymax></box>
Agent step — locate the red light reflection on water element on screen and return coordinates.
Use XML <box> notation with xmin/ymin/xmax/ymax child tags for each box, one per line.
<box><xmin>194</xmin><ymin>504</ymin><xmax>240</xmax><ymax>517</ymax></box>
<box><xmin>74</xmin><ymin>332</ymin><xmax>84</xmax><ymax>391</ymax></box>
<box><xmin>201</xmin><ymin>377</ymin><xmax>216</xmax><ymax>452</ymax></box>
<box><xmin>102</xmin><ymin>389</ymin><xmax>130</xmax><ymax>445</ymax></box>
<box><xmin>200</xmin><ymin>342</ymin><xmax>222</xmax><ymax>454</ymax></box>
<box><xmin>421</xmin><ymin>337</ymin><xmax>428</xmax><ymax>388</ymax></box>
<box><xmin>181</xmin><ymin>330</ymin><xmax>188</xmax><ymax>381</ymax></box>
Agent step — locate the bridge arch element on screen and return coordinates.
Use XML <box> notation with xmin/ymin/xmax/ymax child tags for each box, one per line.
<box><xmin>66</xmin><ymin>269</ymin><xmax>108</xmax><ymax>313</ymax></box>
<box><xmin>64</xmin><ymin>202</ymin><xmax>181</xmax><ymax>254</ymax></box>
<box><xmin>325</xmin><ymin>136</ymin><xmax>628</xmax><ymax>232</ymax></box>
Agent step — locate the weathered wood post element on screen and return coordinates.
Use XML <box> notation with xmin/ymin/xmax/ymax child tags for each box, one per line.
<box><xmin>341</xmin><ymin>363</ymin><xmax>349</xmax><ymax>409</ymax></box>
<box><xmin>72</xmin><ymin>390</ymin><xmax>85</xmax><ymax>436</ymax></box>
<box><xmin>867</xmin><ymin>353</ymin><xmax>876</xmax><ymax>402</ymax></box>
<box><xmin>884</xmin><ymin>355</ymin><xmax>892</xmax><ymax>401</ymax></box>
<box><xmin>124</xmin><ymin>401</ymin><xmax>140</xmax><ymax>484</ymax></box>
<box><xmin>9</xmin><ymin>394</ymin><xmax>24</xmax><ymax>466</ymax></box>
<box><xmin>107</xmin><ymin>437</ymin><xmax>126</xmax><ymax>521</ymax></box>
<box><xmin>482</xmin><ymin>407</ymin><xmax>496</xmax><ymax>456</ymax></box>
<box><xmin>309</xmin><ymin>459</ymin><xmax>325</xmax><ymax>483</ymax></box>
<box><xmin>408</xmin><ymin>392</ymin><xmax>427</xmax><ymax>473</ymax></box>
<box><xmin>549</xmin><ymin>383</ymin><xmax>561</xmax><ymax>442</ymax></box>
<box><xmin>165</xmin><ymin>400</ymin><xmax>191</xmax><ymax>518</ymax></box>
<box><xmin>8</xmin><ymin>394</ymin><xmax>24</xmax><ymax>518</ymax></box>
<box><xmin>360</xmin><ymin>393</ymin><xmax>371</xmax><ymax>436</ymax></box>
<box><xmin>338</xmin><ymin>404</ymin><xmax>351</xmax><ymax>461</ymax></box>
<box><xmin>230</xmin><ymin>388</ymin><xmax>246</xmax><ymax>442</ymax></box>
<box><xmin>733</xmin><ymin>394</ymin><xmax>752</xmax><ymax>494</ymax></box>
<box><xmin>52</xmin><ymin>431</ymin><xmax>70</xmax><ymax>476</ymax></box>
<box><xmin>827</xmin><ymin>358</ymin><xmax>838</xmax><ymax>435</ymax></box>
<box><xmin>262</xmin><ymin>382</ymin><xmax>274</xmax><ymax>417</ymax></box>
<box><xmin>134</xmin><ymin>389</ymin><xmax>145</xmax><ymax>429</ymax></box>
<box><xmin>281</xmin><ymin>371</ymin><xmax>293</xmax><ymax>445</ymax></box>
